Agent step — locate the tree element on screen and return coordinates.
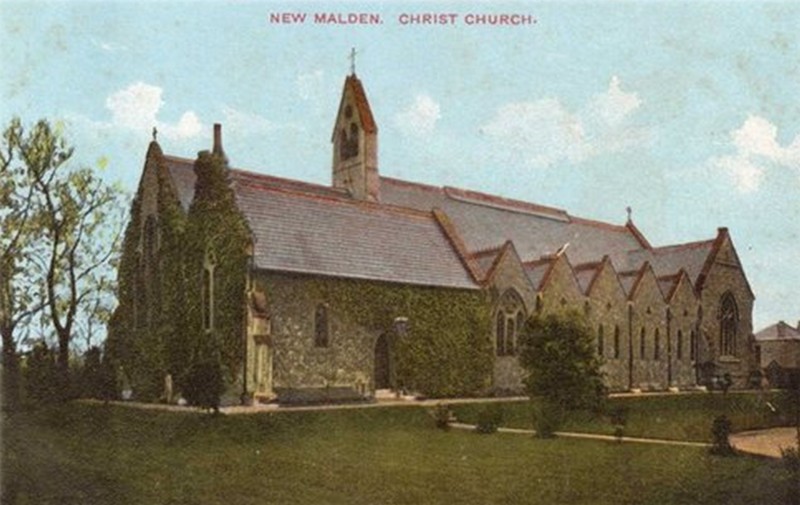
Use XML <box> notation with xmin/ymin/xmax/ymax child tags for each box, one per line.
<box><xmin>22</xmin><ymin>121</ymin><xmax>125</xmax><ymax>393</ymax></box>
<box><xmin>1</xmin><ymin>118</ymin><xmax>124</xmax><ymax>402</ymax></box>
<box><xmin>1</xmin><ymin>118</ymin><xmax>47</xmax><ymax>410</ymax></box>
<box><xmin>518</xmin><ymin>311</ymin><xmax>606</xmax><ymax>412</ymax></box>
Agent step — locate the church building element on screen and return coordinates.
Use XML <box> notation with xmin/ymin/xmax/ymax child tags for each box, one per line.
<box><xmin>113</xmin><ymin>72</ymin><xmax>758</xmax><ymax>404</ymax></box>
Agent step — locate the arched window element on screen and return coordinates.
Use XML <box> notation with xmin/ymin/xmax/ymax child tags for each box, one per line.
<box><xmin>690</xmin><ymin>330</ymin><xmax>697</xmax><ymax>361</ymax></box>
<box><xmin>613</xmin><ymin>325</ymin><xmax>621</xmax><ymax>359</ymax></box>
<box><xmin>597</xmin><ymin>325</ymin><xmax>605</xmax><ymax>357</ymax></box>
<box><xmin>640</xmin><ymin>327</ymin><xmax>646</xmax><ymax>360</ymax></box>
<box><xmin>654</xmin><ymin>328</ymin><xmax>661</xmax><ymax>360</ymax></box>
<box><xmin>496</xmin><ymin>313</ymin><xmax>506</xmax><ymax>356</ymax></box>
<box><xmin>202</xmin><ymin>253</ymin><xmax>216</xmax><ymax>332</ymax></box>
<box><xmin>719</xmin><ymin>292</ymin><xmax>739</xmax><ymax>356</ymax></box>
<box><xmin>314</xmin><ymin>304</ymin><xmax>329</xmax><ymax>347</ymax></box>
<box><xmin>677</xmin><ymin>330</ymin><xmax>683</xmax><ymax>360</ymax></box>
<box><xmin>495</xmin><ymin>289</ymin><xmax>525</xmax><ymax>357</ymax></box>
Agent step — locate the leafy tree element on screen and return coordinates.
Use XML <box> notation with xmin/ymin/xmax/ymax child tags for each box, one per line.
<box><xmin>518</xmin><ymin>311</ymin><xmax>606</xmax><ymax>412</ymax></box>
<box><xmin>21</xmin><ymin>120</ymin><xmax>125</xmax><ymax>393</ymax></box>
<box><xmin>1</xmin><ymin>118</ymin><xmax>124</xmax><ymax>403</ymax></box>
<box><xmin>1</xmin><ymin>118</ymin><xmax>48</xmax><ymax>409</ymax></box>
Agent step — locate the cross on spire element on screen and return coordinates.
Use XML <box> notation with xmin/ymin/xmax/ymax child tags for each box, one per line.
<box><xmin>152</xmin><ymin>126</ymin><xmax>158</xmax><ymax>142</ymax></box>
<box><xmin>349</xmin><ymin>47</ymin><xmax>357</xmax><ymax>75</ymax></box>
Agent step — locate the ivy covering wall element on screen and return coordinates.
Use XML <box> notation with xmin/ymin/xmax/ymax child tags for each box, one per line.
<box><xmin>300</xmin><ymin>277</ymin><xmax>493</xmax><ymax>398</ymax></box>
<box><xmin>108</xmin><ymin>147</ymin><xmax>250</xmax><ymax>401</ymax></box>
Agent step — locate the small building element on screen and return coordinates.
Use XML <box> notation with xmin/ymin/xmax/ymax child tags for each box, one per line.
<box><xmin>755</xmin><ymin>321</ymin><xmax>800</xmax><ymax>388</ymax></box>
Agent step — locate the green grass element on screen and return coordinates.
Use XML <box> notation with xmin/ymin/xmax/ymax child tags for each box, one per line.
<box><xmin>452</xmin><ymin>392</ymin><xmax>788</xmax><ymax>442</ymax></box>
<box><xmin>2</xmin><ymin>398</ymin><xmax>792</xmax><ymax>505</ymax></box>
<box><xmin>1</xmin><ymin>399</ymin><xmax>793</xmax><ymax>504</ymax></box>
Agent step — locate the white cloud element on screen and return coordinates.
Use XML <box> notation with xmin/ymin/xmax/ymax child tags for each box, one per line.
<box><xmin>104</xmin><ymin>82</ymin><xmax>203</xmax><ymax>140</ymax></box>
<box><xmin>482</xmin><ymin>76</ymin><xmax>646</xmax><ymax>168</ymax></box>
<box><xmin>395</xmin><ymin>94</ymin><xmax>441</xmax><ymax>137</ymax></box>
<box><xmin>296</xmin><ymin>69</ymin><xmax>325</xmax><ymax>101</ymax></box>
<box><xmin>712</xmin><ymin>115</ymin><xmax>800</xmax><ymax>192</ymax></box>
<box><xmin>482</xmin><ymin>98</ymin><xmax>585</xmax><ymax>167</ymax></box>
<box><xmin>91</xmin><ymin>37</ymin><xmax>128</xmax><ymax>53</ymax></box>
<box><xmin>221</xmin><ymin>106</ymin><xmax>280</xmax><ymax>136</ymax></box>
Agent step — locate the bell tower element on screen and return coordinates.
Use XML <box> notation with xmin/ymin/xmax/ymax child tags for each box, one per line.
<box><xmin>331</xmin><ymin>61</ymin><xmax>379</xmax><ymax>201</ymax></box>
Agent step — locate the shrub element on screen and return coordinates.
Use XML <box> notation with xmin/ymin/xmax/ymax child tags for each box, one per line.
<box><xmin>431</xmin><ymin>403</ymin><xmax>453</xmax><ymax>430</ymax></box>
<box><xmin>709</xmin><ymin>415</ymin><xmax>735</xmax><ymax>456</ymax></box>
<box><xmin>608</xmin><ymin>405</ymin><xmax>628</xmax><ymax>442</ymax></box>
<box><xmin>532</xmin><ymin>400</ymin><xmax>564</xmax><ymax>439</ymax></box>
<box><xmin>475</xmin><ymin>404</ymin><xmax>504</xmax><ymax>434</ymax></box>
<box><xmin>24</xmin><ymin>342</ymin><xmax>59</xmax><ymax>404</ymax></box>
<box><xmin>518</xmin><ymin>312</ymin><xmax>606</xmax><ymax>412</ymax></box>
<box><xmin>781</xmin><ymin>447</ymin><xmax>800</xmax><ymax>505</ymax></box>
<box><xmin>80</xmin><ymin>346</ymin><xmax>117</xmax><ymax>400</ymax></box>
<box><xmin>183</xmin><ymin>360</ymin><xmax>224</xmax><ymax>413</ymax></box>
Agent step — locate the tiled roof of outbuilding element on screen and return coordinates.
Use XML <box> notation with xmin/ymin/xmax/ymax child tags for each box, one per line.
<box><xmin>755</xmin><ymin>321</ymin><xmax>800</xmax><ymax>341</ymax></box>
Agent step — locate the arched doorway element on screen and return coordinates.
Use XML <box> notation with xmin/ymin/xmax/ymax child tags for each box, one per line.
<box><xmin>374</xmin><ymin>333</ymin><xmax>391</xmax><ymax>390</ymax></box>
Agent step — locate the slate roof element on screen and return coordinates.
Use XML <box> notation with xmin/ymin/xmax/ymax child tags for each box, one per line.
<box><xmin>755</xmin><ymin>321</ymin><xmax>800</xmax><ymax>342</ymax></box>
<box><xmin>524</xmin><ymin>258</ymin><xmax>555</xmax><ymax>291</ymax></box>
<box><xmin>158</xmin><ymin>150</ymin><xmax>721</xmax><ymax>295</ymax></box>
<box><xmin>624</xmin><ymin>239</ymin><xmax>716</xmax><ymax>282</ymax></box>
<box><xmin>380</xmin><ymin>177</ymin><xmax>645</xmax><ymax>266</ymax></box>
<box><xmin>162</xmin><ymin>158</ymin><xmax>477</xmax><ymax>289</ymax></box>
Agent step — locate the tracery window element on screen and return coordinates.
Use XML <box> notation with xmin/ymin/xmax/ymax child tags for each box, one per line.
<box><xmin>495</xmin><ymin>289</ymin><xmax>526</xmax><ymax>356</ymax></box>
<box><xmin>677</xmin><ymin>330</ymin><xmax>684</xmax><ymax>360</ymax></box>
<box><xmin>690</xmin><ymin>330</ymin><xmax>697</xmax><ymax>361</ymax></box>
<box><xmin>613</xmin><ymin>325</ymin><xmax>621</xmax><ymax>359</ymax></box>
<box><xmin>719</xmin><ymin>292</ymin><xmax>739</xmax><ymax>356</ymax></box>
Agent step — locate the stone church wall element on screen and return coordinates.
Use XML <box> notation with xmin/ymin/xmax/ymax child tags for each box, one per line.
<box><xmin>699</xmin><ymin>239</ymin><xmax>756</xmax><ymax>388</ymax></box>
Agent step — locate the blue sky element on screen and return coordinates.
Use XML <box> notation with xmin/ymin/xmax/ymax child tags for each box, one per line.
<box><xmin>2</xmin><ymin>1</ymin><xmax>798</xmax><ymax>330</ymax></box>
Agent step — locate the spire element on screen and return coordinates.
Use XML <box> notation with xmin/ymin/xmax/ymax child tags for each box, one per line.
<box><xmin>349</xmin><ymin>47</ymin><xmax>357</xmax><ymax>76</ymax></box>
<box><xmin>331</xmin><ymin>72</ymin><xmax>379</xmax><ymax>201</ymax></box>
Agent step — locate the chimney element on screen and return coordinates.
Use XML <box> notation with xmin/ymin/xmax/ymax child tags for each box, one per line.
<box><xmin>213</xmin><ymin>123</ymin><xmax>224</xmax><ymax>157</ymax></box>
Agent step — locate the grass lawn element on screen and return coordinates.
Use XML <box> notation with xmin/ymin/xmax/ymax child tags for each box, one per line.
<box><xmin>452</xmin><ymin>392</ymin><xmax>788</xmax><ymax>442</ymax></box>
<box><xmin>1</xmin><ymin>399</ymin><xmax>794</xmax><ymax>505</ymax></box>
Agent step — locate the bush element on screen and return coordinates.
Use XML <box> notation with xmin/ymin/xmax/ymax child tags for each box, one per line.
<box><xmin>782</xmin><ymin>447</ymin><xmax>800</xmax><ymax>505</ymax></box>
<box><xmin>24</xmin><ymin>342</ymin><xmax>59</xmax><ymax>404</ymax></box>
<box><xmin>183</xmin><ymin>360</ymin><xmax>224</xmax><ymax>413</ymax></box>
<box><xmin>709</xmin><ymin>415</ymin><xmax>736</xmax><ymax>456</ymax></box>
<box><xmin>475</xmin><ymin>404</ymin><xmax>504</xmax><ymax>434</ymax></box>
<box><xmin>608</xmin><ymin>405</ymin><xmax>628</xmax><ymax>442</ymax></box>
<box><xmin>431</xmin><ymin>403</ymin><xmax>453</xmax><ymax>430</ymax></box>
<box><xmin>532</xmin><ymin>400</ymin><xmax>564</xmax><ymax>439</ymax></box>
<box><xmin>80</xmin><ymin>346</ymin><xmax>117</xmax><ymax>401</ymax></box>
<box><xmin>518</xmin><ymin>312</ymin><xmax>606</xmax><ymax>412</ymax></box>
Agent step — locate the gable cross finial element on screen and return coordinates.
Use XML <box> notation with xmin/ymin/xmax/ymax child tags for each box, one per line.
<box><xmin>152</xmin><ymin>126</ymin><xmax>158</xmax><ymax>142</ymax></box>
<box><xmin>626</xmin><ymin>206</ymin><xmax>632</xmax><ymax>223</ymax></box>
<box><xmin>349</xmin><ymin>47</ymin><xmax>357</xmax><ymax>75</ymax></box>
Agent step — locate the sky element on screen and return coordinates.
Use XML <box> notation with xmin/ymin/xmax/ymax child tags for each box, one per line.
<box><xmin>1</xmin><ymin>1</ymin><xmax>798</xmax><ymax>331</ymax></box>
